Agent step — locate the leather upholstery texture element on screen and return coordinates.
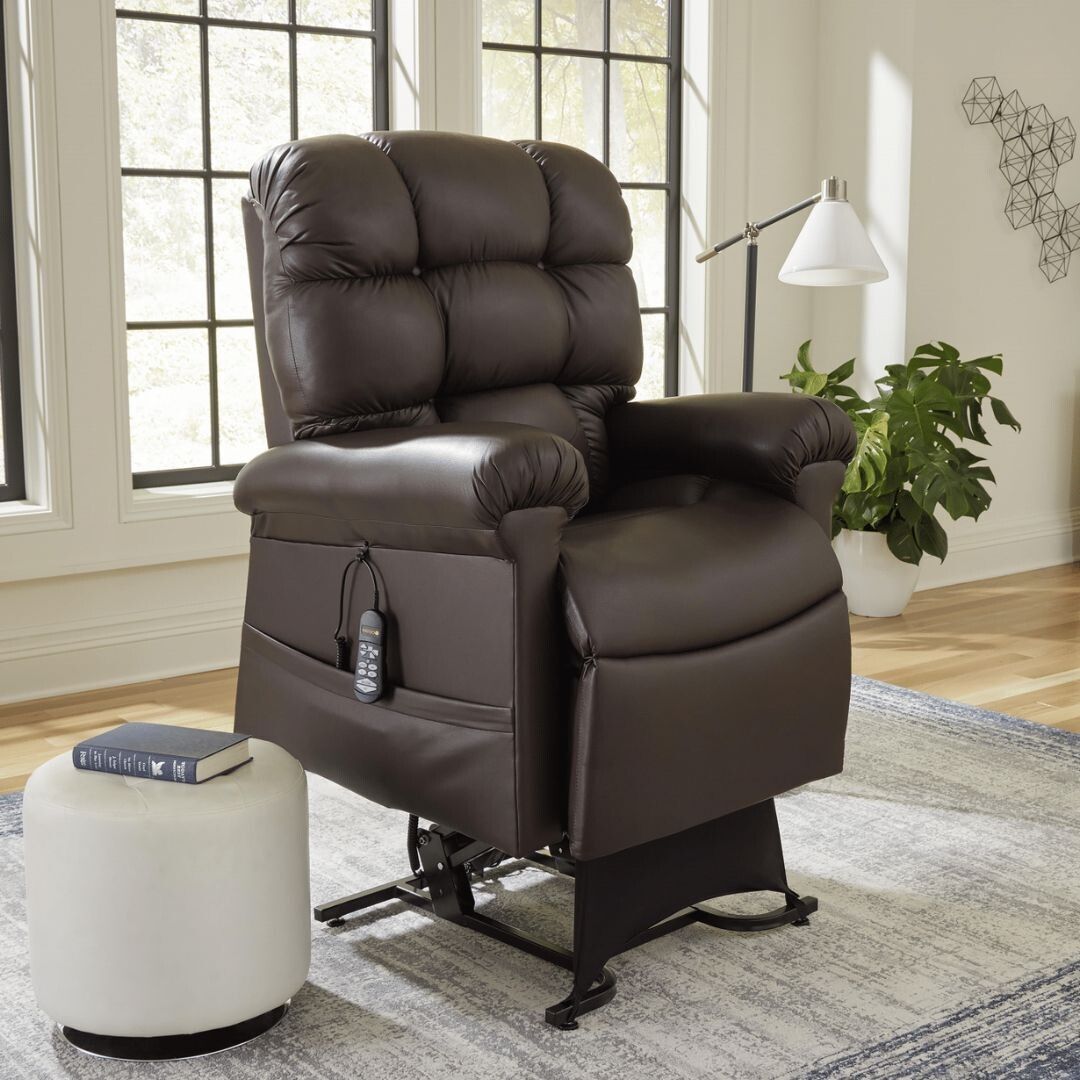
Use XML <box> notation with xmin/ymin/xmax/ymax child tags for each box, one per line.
<box><xmin>248</xmin><ymin>132</ymin><xmax>640</xmax><ymax>499</ymax></box>
<box><xmin>235</xmin><ymin>131</ymin><xmax>856</xmax><ymax>863</ymax></box>
<box><xmin>234</xmin><ymin>422</ymin><xmax>588</xmax><ymax>557</ymax></box>
<box><xmin>560</xmin><ymin>483</ymin><xmax>841</xmax><ymax>658</ymax></box>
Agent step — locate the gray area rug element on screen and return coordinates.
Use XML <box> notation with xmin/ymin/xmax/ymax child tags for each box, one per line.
<box><xmin>1</xmin><ymin>676</ymin><xmax>1078</xmax><ymax>1079</ymax></box>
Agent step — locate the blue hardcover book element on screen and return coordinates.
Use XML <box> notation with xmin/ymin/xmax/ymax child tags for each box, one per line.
<box><xmin>72</xmin><ymin>723</ymin><xmax>250</xmax><ymax>784</ymax></box>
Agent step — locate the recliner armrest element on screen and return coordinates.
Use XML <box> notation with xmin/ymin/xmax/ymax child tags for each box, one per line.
<box><xmin>606</xmin><ymin>393</ymin><xmax>855</xmax><ymax>530</ymax></box>
<box><xmin>234</xmin><ymin>422</ymin><xmax>589</xmax><ymax>555</ymax></box>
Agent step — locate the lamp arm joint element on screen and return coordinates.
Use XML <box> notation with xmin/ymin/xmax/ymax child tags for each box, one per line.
<box><xmin>695</xmin><ymin>190</ymin><xmax>821</xmax><ymax>263</ymax></box>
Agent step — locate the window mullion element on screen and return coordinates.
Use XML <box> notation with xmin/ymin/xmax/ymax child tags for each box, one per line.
<box><xmin>196</xmin><ymin>2</ymin><xmax>220</xmax><ymax>469</ymax></box>
<box><xmin>533</xmin><ymin>1</ymin><xmax>542</xmax><ymax>139</ymax></box>
<box><xmin>373</xmin><ymin>0</ymin><xmax>390</xmax><ymax>129</ymax></box>
<box><xmin>665</xmin><ymin>0</ymin><xmax>682</xmax><ymax>396</ymax></box>
<box><xmin>288</xmin><ymin>0</ymin><xmax>299</xmax><ymax>142</ymax></box>
<box><xmin>602</xmin><ymin>0</ymin><xmax>611</xmax><ymax>166</ymax></box>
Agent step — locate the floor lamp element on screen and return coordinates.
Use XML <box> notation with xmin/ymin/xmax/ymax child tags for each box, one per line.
<box><xmin>696</xmin><ymin>177</ymin><xmax>888</xmax><ymax>391</ymax></box>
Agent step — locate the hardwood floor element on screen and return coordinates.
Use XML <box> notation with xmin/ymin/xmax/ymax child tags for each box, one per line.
<box><xmin>0</xmin><ymin>668</ymin><xmax>239</xmax><ymax>795</ymax></box>
<box><xmin>1</xmin><ymin>563</ymin><xmax>1076</xmax><ymax>793</ymax></box>
<box><xmin>850</xmin><ymin>562</ymin><xmax>1080</xmax><ymax>732</ymax></box>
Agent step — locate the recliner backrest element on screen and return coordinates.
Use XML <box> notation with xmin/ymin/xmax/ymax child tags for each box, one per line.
<box><xmin>246</xmin><ymin>131</ymin><xmax>642</xmax><ymax>498</ymax></box>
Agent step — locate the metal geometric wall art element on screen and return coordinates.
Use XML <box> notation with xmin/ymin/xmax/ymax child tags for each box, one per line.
<box><xmin>963</xmin><ymin>76</ymin><xmax>1078</xmax><ymax>282</ymax></box>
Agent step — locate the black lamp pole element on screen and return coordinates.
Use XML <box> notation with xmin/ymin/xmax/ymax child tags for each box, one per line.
<box><xmin>696</xmin><ymin>190</ymin><xmax>823</xmax><ymax>392</ymax></box>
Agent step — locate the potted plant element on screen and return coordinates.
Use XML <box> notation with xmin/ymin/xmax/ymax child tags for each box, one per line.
<box><xmin>781</xmin><ymin>341</ymin><xmax>1020</xmax><ymax>617</ymax></box>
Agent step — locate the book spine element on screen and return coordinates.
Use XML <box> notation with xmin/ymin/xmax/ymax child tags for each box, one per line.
<box><xmin>72</xmin><ymin>746</ymin><xmax>200</xmax><ymax>784</ymax></box>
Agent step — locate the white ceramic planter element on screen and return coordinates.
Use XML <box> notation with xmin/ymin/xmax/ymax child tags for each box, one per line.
<box><xmin>833</xmin><ymin>529</ymin><xmax>920</xmax><ymax>617</ymax></box>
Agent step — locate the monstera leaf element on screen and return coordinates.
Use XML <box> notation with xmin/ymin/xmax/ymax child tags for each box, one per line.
<box><xmin>907</xmin><ymin>446</ymin><xmax>994</xmax><ymax>521</ymax></box>
<box><xmin>905</xmin><ymin>343</ymin><xmax>1018</xmax><ymax>445</ymax></box>
<box><xmin>842</xmin><ymin>411</ymin><xmax>890</xmax><ymax>494</ymax></box>
<box><xmin>876</xmin><ymin>378</ymin><xmax>963</xmax><ymax>450</ymax></box>
<box><xmin>782</xmin><ymin>342</ymin><xmax>867</xmax><ymax>409</ymax></box>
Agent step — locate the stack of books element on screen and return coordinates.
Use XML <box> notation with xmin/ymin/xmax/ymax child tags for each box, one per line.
<box><xmin>72</xmin><ymin>723</ymin><xmax>252</xmax><ymax>785</ymax></box>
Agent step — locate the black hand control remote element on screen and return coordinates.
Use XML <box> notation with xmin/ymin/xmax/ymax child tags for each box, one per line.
<box><xmin>353</xmin><ymin>608</ymin><xmax>386</xmax><ymax>703</ymax></box>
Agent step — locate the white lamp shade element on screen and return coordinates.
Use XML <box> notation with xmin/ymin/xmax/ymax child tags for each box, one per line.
<box><xmin>778</xmin><ymin>199</ymin><xmax>888</xmax><ymax>286</ymax></box>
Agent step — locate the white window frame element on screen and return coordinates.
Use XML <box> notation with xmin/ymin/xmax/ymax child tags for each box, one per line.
<box><xmin>0</xmin><ymin>0</ymin><xmax>71</xmax><ymax>537</ymax></box>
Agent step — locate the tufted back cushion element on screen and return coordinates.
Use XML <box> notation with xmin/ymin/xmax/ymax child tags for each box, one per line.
<box><xmin>248</xmin><ymin>131</ymin><xmax>642</xmax><ymax>498</ymax></box>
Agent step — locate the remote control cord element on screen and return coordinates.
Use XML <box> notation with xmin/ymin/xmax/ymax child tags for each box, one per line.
<box><xmin>333</xmin><ymin>544</ymin><xmax>379</xmax><ymax>670</ymax></box>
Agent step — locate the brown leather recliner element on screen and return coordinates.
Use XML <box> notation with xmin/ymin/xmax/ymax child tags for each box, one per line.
<box><xmin>234</xmin><ymin>131</ymin><xmax>856</xmax><ymax>1028</ymax></box>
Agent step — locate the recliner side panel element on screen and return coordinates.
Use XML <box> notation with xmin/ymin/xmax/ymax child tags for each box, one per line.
<box><xmin>237</xmin><ymin>515</ymin><xmax>572</xmax><ymax>855</ymax></box>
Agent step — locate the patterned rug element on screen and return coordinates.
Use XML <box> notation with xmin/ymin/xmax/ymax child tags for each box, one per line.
<box><xmin>1</xmin><ymin>677</ymin><xmax>1078</xmax><ymax>1079</ymax></box>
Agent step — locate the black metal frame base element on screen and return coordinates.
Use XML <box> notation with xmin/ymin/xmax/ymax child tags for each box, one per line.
<box><xmin>58</xmin><ymin>1003</ymin><xmax>288</xmax><ymax>1061</ymax></box>
<box><xmin>316</xmin><ymin>800</ymin><xmax>816</xmax><ymax>1029</ymax></box>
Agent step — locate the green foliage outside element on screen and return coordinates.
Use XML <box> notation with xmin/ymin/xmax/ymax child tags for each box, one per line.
<box><xmin>781</xmin><ymin>341</ymin><xmax>1021</xmax><ymax>566</ymax></box>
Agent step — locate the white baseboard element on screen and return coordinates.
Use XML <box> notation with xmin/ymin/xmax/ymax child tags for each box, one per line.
<box><xmin>0</xmin><ymin>597</ymin><xmax>245</xmax><ymax>705</ymax></box>
<box><xmin>917</xmin><ymin>506</ymin><xmax>1080</xmax><ymax>590</ymax></box>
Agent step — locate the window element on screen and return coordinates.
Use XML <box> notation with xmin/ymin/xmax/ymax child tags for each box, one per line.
<box><xmin>0</xmin><ymin>12</ymin><xmax>25</xmax><ymax>503</ymax></box>
<box><xmin>480</xmin><ymin>0</ymin><xmax>682</xmax><ymax>398</ymax></box>
<box><xmin>115</xmin><ymin>1</ymin><xmax>389</xmax><ymax>488</ymax></box>
<box><xmin>0</xmin><ymin>12</ymin><xmax>24</xmax><ymax>503</ymax></box>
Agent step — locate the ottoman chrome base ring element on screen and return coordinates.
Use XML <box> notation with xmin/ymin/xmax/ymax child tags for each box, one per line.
<box><xmin>58</xmin><ymin>1002</ymin><xmax>288</xmax><ymax>1061</ymax></box>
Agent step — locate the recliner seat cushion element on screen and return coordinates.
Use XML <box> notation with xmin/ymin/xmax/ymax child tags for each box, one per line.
<box><xmin>559</xmin><ymin>480</ymin><xmax>842</xmax><ymax>659</ymax></box>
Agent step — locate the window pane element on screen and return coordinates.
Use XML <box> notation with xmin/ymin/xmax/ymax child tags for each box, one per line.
<box><xmin>208</xmin><ymin>0</ymin><xmax>289</xmax><ymax>20</ymax></box>
<box><xmin>610</xmin><ymin>59</ymin><xmax>667</xmax><ymax>182</ymax></box>
<box><xmin>213</xmin><ymin>179</ymin><xmax>253</xmax><ymax>320</ymax></box>
<box><xmin>482</xmin><ymin>0</ymin><xmax>534</xmax><ymax>44</ymax></box>
<box><xmin>540</xmin><ymin>54</ymin><xmax>603</xmax><ymax>160</ymax></box>
<box><xmin>623</xmin><ymin>187</ymin><xmax>665</xmax><ymax>306</ymax></box>
<box><xmin>216</xmin><ymin>327</ymin><xmax>265</xmax><ymax>464</ymax></box>
<box><xmin>122</xmin><ymin>177</ymin><xmax>206</xmax><ymax>321</ymax></box>
<box><xmin>128</xmin><ymin>329</ymin><xmax>211</xmax><ymax>471</ymax></box>
<box><xmin>482</xmin><ymin>49</ymin><xmax>535</xmax><ymax>141</ymax></box>
<box><xmin>298</xmin><ymin>0</ymin><xmax>373</xmax><ymax>30</ymax></box>
<box><xmin>208</xmin><ymin>28</ymin><xmax>290</xmax><ymax>172</ymax></box>
<box><xmin>541</xmin><ymin>0</ymin><xmax>603</xmax><ymax>50</ymax></box>
<box><xmin>116</xmin><ymin>19</ymin><xmax>202</xmax><ymax>170</ymax></box>
<box><xmin>297</xmin><ymin>33</ymin><xmax>374</xmax><ymax>138</ymax></box>
<box><xmin>637</xmin><ymin>313</ymin><xmax>665</xmax><ymax>400</ymax></box>
<box><xmin>611</xmin><ymin>0</ymin><xmax>669</xmax><ymax>56</ymax></box>
<box><xmin>117</xmin><ymin>1</ymin><xmax>199</xmax><ymax>14</ymax></box>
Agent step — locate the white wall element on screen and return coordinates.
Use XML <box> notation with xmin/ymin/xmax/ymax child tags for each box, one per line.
<box><xmin>813</xmin><ymin>0</ymin><xmax>1080</xmax><ymax>587</ymax></box>
<box><xmin>689</xmin><ymin>0</ymin><xmax>821</xmax><ymax>394</ymax></box>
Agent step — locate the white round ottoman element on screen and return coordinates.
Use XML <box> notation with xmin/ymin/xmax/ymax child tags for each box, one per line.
<box><xmin>23</xmin><ymin>737</ymin><xmax>310</xmax><ymax>1060</ymax></box>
